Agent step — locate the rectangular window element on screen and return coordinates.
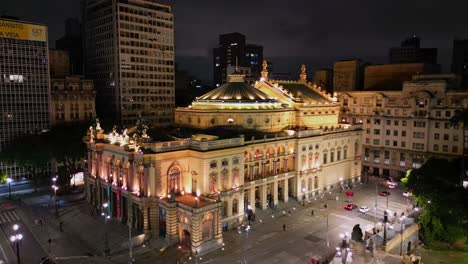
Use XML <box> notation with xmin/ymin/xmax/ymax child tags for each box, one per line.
<box><xmin>394</xmin><ymin>130</ymin><xmax>398</xmax><ymax>136</ymax></box>
<box><xmin>365</xmin><ymin>138</ymin><xmax>370</xmax><ymax>144</ymax></box>
<box><xmin>373</xmin><ymin>139</ymin><xmax>380</xmax><ymax>145</ymax></box>
<box><xmin>386</xmin><ymin>130</ymin><xmax>390</xmax><ymax>136</ymax></box>
<box><xmin>400</xmin><ymin>153</ymin><xmax>405</xmax><ymax>161</ymax></box>
<box><xmin>401</xmin><ymin>141</ymin><xmax>406</xmax><ymax>148</ymax></box>
<box><xmin>444</xmin><ymin>122</ymin><xmax>450</xmax><ymax>129</ymax></box>
<box><xmin>433</xmin><ymin>144</ymin><xmax>439</xmax><ymax>151</ymax></box>
<box><xmin>443</xmin><ymin>145</ymin><xmax>448</xmax><ymax>152</ymax></box>
<box><xmin>445</xmin><ymin>111</ymin><xmax>451</xmax><ymax>117</ymax></box>
<box><xmin>385</xmin><ymin>140</ymin><xmax>390</xmax><ymax>146</ymax></box>
<box><xmin>331</xmin><ymin>152</ymin><xmax>335</xmax><ymax>162</ymax></box>
<box><xmin>323</xmin><ymin>153</ymin><xmax>328</xmax><ymax>164</ymax></box>
<box><xmin>436</xmin><ymin>111</ymin><xmax>441</xmax><ymax>117</ymax></box>
<box><xmin>444</xmin><ymin>134</ymin><xmax>449</xmax><ymax>140</ymax></box>
<box><xmin>337</xmin><ymin>150</ymin><xmax>341</xmax><ymax>160</ymax></box>
<box><xmin>402</xmin><ymin>120</ymin><xmax>407</xmax><ymax>126</ymax></box>
<box><xmin>402</xmin><ymin>131</ymin><xmax>406</xmax><ymax>137</ymax></box>
<box><xmin>394</xmin><ymin>120</ymin><xmax>399</xmax><ymax>126</ymax></box>
<box><xmin>366</xmin><ymin>129</ymin><xmax>370</xmax><ymax>134</ymax></box>
<box><xmin>454</xmin><ymin>135</ymin><xmax>459</xmax><ymax>142</ymax></box>
<box><xmin>374</xmin><ymin>119</ymin><xmax>381</xmax><ymax>125</ymax></box>
<box><xmin>434</xmin><ymin>133</ymin><xmax>440</xmax><ymax>140</ymax></box>
<box><xmin>393</xmin><ymin>141</ymin><xmax>398</xmax><ymax>147</ymax></box>
<box><xmin>453</xmin><ymin>146</ymin><xmax>459</xmax><ymax>153</ymax></box>
<box><xmin>374</xmin><ymin>129</ymin><xmax>380</xmax><ymax>135</ymax></box>
<box><xmin>366</xmin><ymin>119</ymin><xmax>371</xmax><ymax>124</ymax></box>
<box><xmin>435</xmin><ymin>122</ymin><xmax>440</xmax><ymax>128</ymax></box>
<box><xmin>414</xmin><ymin>121</ymin><xmax>426</xmax><ymax>127</ymax></box>
<box><xmin>344</xmin><ymin>149</ymin><xmax>347</xmax><ymax>159</ymax></box>
<box><xmin>386</xmin><ymin>120</ymin><xmax>391</xmax><ymax>125</ymax></box>
<box><xmin>412</xmin><ymin>143</ymin><xmax>424</xmax><ymax>150</ymax></box>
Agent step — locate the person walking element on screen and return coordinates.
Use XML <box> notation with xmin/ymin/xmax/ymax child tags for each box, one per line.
<box><xmin>283</xmin><ymin>224</ymin><xmax>286</xmax><ymax>231</ymax></box>
<box><xmin>59</xmin><ymin>222</ymin><xmax>64</xmax><ymax>232</ymax></box>
<box><xmin>311</xmin><ymin>210</ymin><xmax>314</xmax><ymax>216</ymax></box>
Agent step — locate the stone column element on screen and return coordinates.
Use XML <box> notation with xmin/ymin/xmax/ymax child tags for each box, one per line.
<box><xmin>283</xmin><ymin>158</ymin><xmax>288</xmax><ymax>173</ymax></box>
<box><xmin>262</xmin><ymin>161</ymin><xmax>266</xmax><ymax>178</ymax></box>
<box><xmin>283</xmin><ymin>179</ymin><xmax>289</xmax><ymax>203</ymax></box>
<box><xmin>191</xmin><ymin>213</ymin><xmax>201</xmax><ymax>252</ymax></box>
<box><xmin>260</xmin><ymin>184</ymin><xmax>268</xmax><ymax>210</ymax></box>
<box><xmin>214</xmin><ymin>207</ymin><xmax>222</xmax><ymax>239</ymax></box>
<box><xmin>165</xmin><ymin>203</ymin><xmax>179</xmax><ymax>246</ymax></box>
<box><xmin>248</xmin><ymin>188</ymin><xmax>255</xmax><ymax>212</ymax></box>
<box><xmin>273</xmin><ymin>180</ymin><xmax>279</xmax><ymax>206</ymax></box>
<box><xmin>227</xmin><ymin>198</ymin><xmax>232</xmax><ymax>217</ymax></box>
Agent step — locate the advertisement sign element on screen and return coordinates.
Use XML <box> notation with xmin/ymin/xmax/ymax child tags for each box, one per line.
<box><xmin>0</xmin><ymin>19</ymin><xmax>47</xmax><ymax>42</ymax></box>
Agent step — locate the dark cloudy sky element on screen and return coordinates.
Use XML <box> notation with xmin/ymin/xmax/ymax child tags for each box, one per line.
<box><xmin>4</xmin><ymin>0</ymin><xmax>468</xmax><ymax>82</ymax></box>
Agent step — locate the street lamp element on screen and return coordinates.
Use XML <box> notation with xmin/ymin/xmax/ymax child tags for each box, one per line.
<box><xmin>102</xmin><ymin>202</ymin><xmax>111</xmax><ymax>257</ymax></box>
<box><xmin>52</xmin><ymin>177</ymin><xmax>59</xmax><ymax>218</ymax></box>
<box><xmin>383</xmin><ymin>210</ymin><xmax>388</xmax><ymax>246</ymax></box>
<box><xmin>10</xmin><ymin>224</ymin><xmax>22</xmax><ymax>264</ymax></box>
<box><xmin>399</xmin><ymin>216</ymin><xmax>406</xmax><ymax>256</ymax></box>
<box><xmin>7</xmin><ymin>178</ymin><xmax>12</xmax><ymax>200</ymax></box>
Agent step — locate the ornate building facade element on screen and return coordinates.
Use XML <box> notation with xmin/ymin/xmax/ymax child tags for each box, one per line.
<box><xmin>338</xmin><ymin>74</ymin><xmax>468</xmax><ymax>179</ymax></box>
<box><xmin>85</xmin><ymin>62</ymin><xmax>362</xmax><ymax>254</ymax></box>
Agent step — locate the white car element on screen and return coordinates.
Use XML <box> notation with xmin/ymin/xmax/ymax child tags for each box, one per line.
<box><xmin>359</xmin><ymin>206</ymin><xmax>370</xmax><ymax>213</ymax></box>
<box><xmin>402</xmin><ymin>191</ymin><xmax>411</xmax><ymax>197</ymax></box>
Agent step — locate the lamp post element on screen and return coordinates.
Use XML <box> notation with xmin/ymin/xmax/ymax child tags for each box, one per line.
<box><xmin>51</xmin><ymin>180</ymin><xmax>59</xmax><ymax>218</ymax></box>
<box><xmin>399</xmin><ymin>216</ymin><xmax>406</xmax><ymax>256</ymax></box>
<box><xmin>7</xmin><ymin>178</ymin><xmax>12</xmax><ymax>200</ymax></box>
<box><xmin>11</xmin><ymin>224</ymin><xmax>22</xmax><ymax>264</ymax></box>
<box><xmin>383</xmin><ymin>210</ymin><xmax>388</xmax><ymax>246</ymax></box>
<box><xmin>102</xmin><ymin>202</ymin><xmax>111</xmax><ymax>257</ymax></box>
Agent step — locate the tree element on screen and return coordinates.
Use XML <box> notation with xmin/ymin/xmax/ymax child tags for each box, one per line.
<box><xmin>0</xmin><ymin>171</ymin><xmax>7</xmax><ymax>184</ymax></box>
<box><xmin>46</xmin><ymin>123</ymin><xmax>88</xmax><ymax>189</ymax></box>
<box><xmin>450</xmin><ymin>108</ymin><xmax>468</xmax><ymax>186</ymax></box>
<box><xmin>401</xmin><ymin>158</ymin><xmax>468</xmax><ymax>245</ymax></box>
<box><xmin>0</xmin><ymin>133</ymin><xmax>51</xmax><ymax>191</ymax></box>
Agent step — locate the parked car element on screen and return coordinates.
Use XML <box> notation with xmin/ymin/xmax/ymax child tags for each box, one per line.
<box><xmin>346</xmin><ymin>191</ymin><xmax>354</xmax><ymax>197</ymax></box>
<box><xmin>379</xmin><ymin>191</ymin><xmax>390</xmax><ymax>196</ymax></box>
<box><xmin>402</xmin><ymin>191</ymin><xmax>411</xmax><ymax>197</ymax></box>
<box><xmin>359</xmin><ymin>206</ymin><xmax>370</xmax><ymax>213</ymax></box>
<box><xmin>344</xmin><ymin>203</ymin><xmax>358</xmax><ymax>210</ymax></box>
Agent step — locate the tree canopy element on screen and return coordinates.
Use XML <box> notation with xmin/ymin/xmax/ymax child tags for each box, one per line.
<box><xmin>402</xmin><ymin>158</ymin><xmax>468</xmax><ymax>245</ymax></box>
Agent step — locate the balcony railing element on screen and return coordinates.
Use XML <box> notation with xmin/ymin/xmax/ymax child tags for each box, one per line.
<box><xmin>400</xmin><ymin>161</ymin><xmax>406</xmax><ymax>167</ymax></box>
<box><xmin>384</xmin><ymin>159</ymin><xmax>390</xmax><ymax>165</ymax></box>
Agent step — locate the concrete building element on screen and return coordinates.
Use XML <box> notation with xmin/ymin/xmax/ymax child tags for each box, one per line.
<box><xmin>213</xmin><ymin>32</ymin><xmax>263</xmax><ymax>87</ymax></box>
<box><xmin>83</xmin><ymin>0</ymin><xmax>175</xmax><ymax>127</ymax></box>
<box><xmin>333</xmin><ymin>60</ymin><xmax>366</xmax><ymax>92</ymax></box>
<box><xmin>49</xmin><ymin>49</ymin><xmax>70</xmax><ymax>77</ymax></box>
<box><xmin>56</xmin><ymin>18</ymin><xmax>83</xmax><ymax>75</ymax></box>
<box><xmin>451</xmin><ymin>38</ymin><xmax>468</xmax><ymax>89</ymax></box>
<box><xmin>364</xmin><ymin>63</ymin><xmax>440</xmax><ymax>90</ymax></box>
<box><xmin>313</xmin><ymin>69</ymin><xmax>333</xmax><ymax>93</ymax></box>
<box><xmin>85</xmin><ymin>62</ymin><xmax>362</xmax><ymax>255</ymax></box>
<box><xmin>50</xmin><ymin>76</ymin><xmax>96</xmax><ymax>126</ymax></box>
<box><xmin>338</xmin><ymin>74</ymin><xmax>468</xmax><ymax>179</ymax></box>
<box><xmin>0</xmin><ymin>18</ymin><xmax>51</xmax><ymax>179</ymax></box>
<box><xmin>389</xmin><ymin>36</ymin><xmax>437</xmax><ymax>64</ymax></box>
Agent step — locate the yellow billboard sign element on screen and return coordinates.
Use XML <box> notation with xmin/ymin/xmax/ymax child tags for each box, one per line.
<box><xmin>0</xmin><ymin>19</ymin><xmax>47</xmax><ymax>42</ymax></box>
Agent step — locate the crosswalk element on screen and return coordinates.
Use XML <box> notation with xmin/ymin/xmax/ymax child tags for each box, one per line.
<box><xmin>358</xmin><ymin>201</ymin><xmax>407</xmax><ymax>222</ymax></box>
<box><xmin>0</xmin><ymin>210</ymin><xmax>20</xmax><ymax>225</ymax></box>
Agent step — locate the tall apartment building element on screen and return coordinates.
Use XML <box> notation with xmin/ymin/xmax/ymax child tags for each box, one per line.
<box><xmin>83</xmin><ymin>0</ymin><xmax>175</xmax><ymax>127</ymax></box>
<box><xmin>364</xmin><ymin>63</ymin><xmax>440</xmax><ymax>90</ymax></box>
<box><xmin>333</xmin><ymin>60</ymin><xmax>366</xmax><ymax>92</ymax></box>
<box><xmin>451</xmin><ymin>38</ymin><xmax>468</xmax><ymax>89</ymax></box>
<box><xmin>338</xmin><ymin>74</ymin><xmax>468</xmax><ymax>179</ymax></box>
<box><xmin>313</xmin><ymin>69</ymin><xmax>333</xmax><ymax>93</ymax></box>
<box><xmin>389</xmin><ymin>36</ymin><xmax>438</xmax><ymax>64</ymax></box>
<box><xmin>0</xmin><ymin>18</ymin><xmax>51</xmax><ymax>179</ymax></box>
<box><xmin>213</xmin><ymin>32</ymin><xmax>263</xmax><ymax>87</ymax></box>
<box><xmin>56</xmin><ymin>18</ymin><xmax>83</xmax><ymax>75</ymax></box>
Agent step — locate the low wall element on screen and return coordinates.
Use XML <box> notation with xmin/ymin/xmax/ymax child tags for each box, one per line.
<box><xmin>385</xmin><ymin>223</ymin><xmax>419</xmax><ymax>255</ymax></box>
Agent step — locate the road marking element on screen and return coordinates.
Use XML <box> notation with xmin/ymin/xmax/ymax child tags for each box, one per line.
<box><xmin>11</xmin><ymin>211</ymin><xmax>19</xmax><ymax>221</ymax></box>
<box><xmin>4</xmin><ymin>212</ymin><xmax>10</xmax><ymax>222</ymax></box>
<box><xmin>330</xmin><ymin>213</ymin><xmax>353</xmax><ymax>221</ymax></box>
<box><xmin>0</xmin><ymin>213</ymin><xmax>5</xmax><ymax>223</ymax></box>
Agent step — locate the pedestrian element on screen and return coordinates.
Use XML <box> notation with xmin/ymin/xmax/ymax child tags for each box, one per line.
<box><xmin>324</xmin><ymin>204</ymin><xmax>328</xmax><ymax>209</ymax></box>
<box><xmin>39</xmin><ymin>219</ymin><xmax>43</xmax><ymax>226</ymax></box>
<box><xmin>311</xmin><ymin>210</ymin><xmax>314</xmax><ymax>216</ymax></box>
<box><xmin>283</xmin><ymin>223</ymin><xmax>286</xmax><ymax>231</ymax></box>
<box><xmin>59</xmin><ymin>222</ymin><xmax>63</xmax><ymax>232</ymax></box>
<box><xmin>288</xmin><ymin>210</ymin><xmax>291</xmax><ymax>216</ymax></box>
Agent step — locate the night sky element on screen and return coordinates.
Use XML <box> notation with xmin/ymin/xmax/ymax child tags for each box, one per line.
<box><xmin>4</xmin><ymin>0</ymin><xmax>468</xmax><ymax>83</ymax></box>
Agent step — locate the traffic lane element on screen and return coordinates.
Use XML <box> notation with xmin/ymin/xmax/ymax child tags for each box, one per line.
<box><xmin>0</xmin><ymin>182</ymin><xmax>34</xmax><ymax>195</ymax></box>
<box><xmin>0</xmin><ymin>220</ymin><xmax>48</xmax><ymax>264</ymax></box>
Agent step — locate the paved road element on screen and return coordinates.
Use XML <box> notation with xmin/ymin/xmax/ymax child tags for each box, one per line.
<box><xmin>196</xmin><ymin>178</ymin><xmax>413</xmax><ymax>264</ymax></box>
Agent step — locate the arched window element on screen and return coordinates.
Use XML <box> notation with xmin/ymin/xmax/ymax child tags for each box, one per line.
<box><xmin>344</xmin><ymin>146</ymin><xmax>348</xmax><ymax>159</ymax></box>
<box><xmin>330</xmin><ymin>148</ymin><xmax>335</xmax><ymax>163</ymax></box>
<box><xmin>308</xmin><ymin>178</ymin><xmax>312</xmax><ymax>191</ymax></box>
<box><xmin>354</xmin><ymin>140</ymin><xmax>360</xmax><ymax>157</ymax></box>
<box><xmin>202</xmin><ymin>213</ymin><xmax>214</xmax><ymax>241</ymax></box>
<box><xmin>232</xmin><ymin>199</ymin><xmax>238</xmax><ymax>215</ymax></box>
<box><xmin>232</xmin><ymin>168</ymin><xmax>239</xmax><ymax>188</ymax></box>
<box><xmin>221</xmin><ymin>168</ymin><xmax>229</xmax><ymax>190</ymax></box>
<box><xmin>308</xmin><ymin>153</ymin><xmax>313</xmax><ymax>168</ymax></box>
<box><xmin>337</xmin><ymin>147</ymin><xmax>342</xmax><ymax>161</ymax></box>
<box><xmin>323</xmin><ymin>149</ymin><xmax>328</xmax><ymax>164</ymax></box>
<box><xmin>168</xmin><ymin>167</ymin><xmax>180</xmax><ymax>193</ymax></box>
<box><xmin>209</xmin><ymin>172</ymin><xmax>218</xmax><ymax>193</ymax></box>
<box><xmin>301</xmin><ymin>154</ymin><xmax>306</xmax><ymax>169</ymax></box>
<box><xmin>315</xmin><ymin>153</ymin><xmax>320</xmax><ymax>167</ymax></box>
<box><xmin>314</xmin><ymin>176</ymin><xmax>318</xmax><ymax>189</ymax></box>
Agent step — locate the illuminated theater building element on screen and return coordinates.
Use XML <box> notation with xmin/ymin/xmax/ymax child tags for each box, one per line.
<box><xmin>85</xmin><ymin>62</ymin><xmax>362</xmax><ymax>254</ymax></box>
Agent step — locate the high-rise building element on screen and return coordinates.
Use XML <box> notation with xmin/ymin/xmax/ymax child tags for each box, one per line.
<box><xmin>364</xmin><ymin>63</ymin><xmax>440</xmax><ymax>90</ymax></box>
<box><xmin>213</xmin><ymin>32</ymin><xmax>263</xmax><ymax>87</ymax></box>
<box><xmin>49</xmin><ymin>49</ymin><xmax>70</xmax><ymax>77</ymax></box>
<box><xmin>338</xmin><ymin>74</ymin><xmax>468</xmax><ymax>179</ymax></box>
<box><xmin>333</xmin><ymin>60</ymin><xmax>366</xmax><ymax>91</ymax></box>
<box><xmin>389</xmin><ymin>36</ymin><xmax>437</xmax><ymax>64</ymax></box>
<box><xmin>451</xmin><ymin>38</ymin><xmax>468</xmax><ymax>89</ymax></box>
<box><xmin>0</xmin><ymin>18</ymin><xmax>51</xmax><ymax>179</ymax></box>
<box><xmin>56</xmin><ymin>18</ymin><xmax>83</xmax><ymax>75</ymax></box>
<box><xmin>83</xmin><ymin>0</ymin><xmax>175</xmax><ymax>127</ymax></box>
<box><xmin>313</xmin><ymin>69</ymin><xmax>333</xmax><ymax>93</ymax></box>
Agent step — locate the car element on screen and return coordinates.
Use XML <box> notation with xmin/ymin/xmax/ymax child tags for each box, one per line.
<box><xmin>344</xmin><ymin>203</ymin><xmax>358</xmax><ymax>210</ymax></box>
<box><xmin>359</xmin><ymin>206</ymin><xmax>370</xmax><ymax>213</ymax></box>
<box><xmin>402</xmin><ymin>191</ymin><xmax>411</xmax><ymax>197</ymax></box>
<box><xmin>379</xmin><ymin>191</ymin><xmax>390</xmax><ymax>196</ymax></box>
<box><xmin>388</xmin><ymin>184</ymin><xmax>396</xmax><ymax>189</ymax></box>
<box><xmin>346</xmin><ymin>191</ymin><xmax>354</xmax><ymax>197</ymax></box>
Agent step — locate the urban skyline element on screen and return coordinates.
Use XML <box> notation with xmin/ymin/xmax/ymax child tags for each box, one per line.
<box><xmin>3</xmin><ymin>0</ymin><xmax>468</xmax><ymax>83</ymax></box>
